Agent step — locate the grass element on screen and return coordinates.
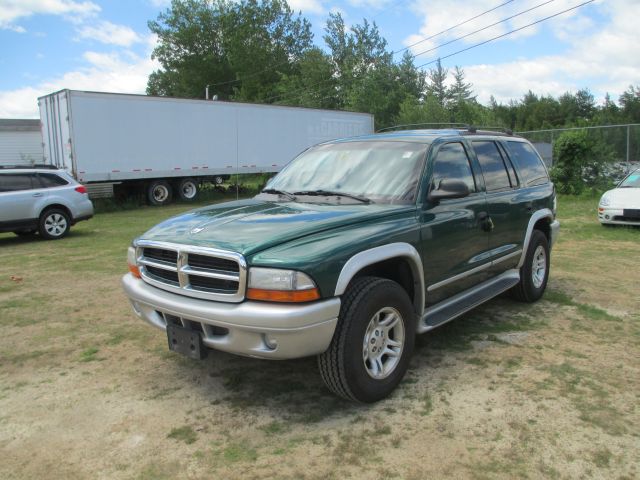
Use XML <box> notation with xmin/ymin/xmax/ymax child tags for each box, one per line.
<box><xmin>167</xmin><ymin>426</ymin><xmax>198</xmax><ymax>445</ymax></box>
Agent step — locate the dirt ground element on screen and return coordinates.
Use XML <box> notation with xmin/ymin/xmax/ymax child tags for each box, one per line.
<box><xmin>1</xmin><ymin>197</ymin><xmax>638</xmax><ymax>479</ymax></box>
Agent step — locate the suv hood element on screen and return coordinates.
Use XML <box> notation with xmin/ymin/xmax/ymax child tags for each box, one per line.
<box><xmin>139</xmin><ymin>198</ymin><xmax>414</xmax><ymax>256</ymax></box>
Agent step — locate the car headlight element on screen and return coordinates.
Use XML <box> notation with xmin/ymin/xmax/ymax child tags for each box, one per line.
<box><xmin>599</xmin><ymin>195</ymin><xmax>611</xmax><ymax>207</ymax></box>
<box><xmin>127</xmin><ymin>246</ymin><xmax>141</xmax><ymax>278</ymax></box>
<box><xmin>247</xmin><ymin>267</ymin><xmax>320</xmax><ymax>302</ymax></box>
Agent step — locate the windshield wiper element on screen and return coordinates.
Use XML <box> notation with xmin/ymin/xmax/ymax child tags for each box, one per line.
<box><xmin>292</xmin><ymin>189</ymin><xmax>372</xmax><ymax>204</ymax></box>
<box><xmin>261</xmin><ymin>188</ymin><xmax>296</xmax><ymax>201</ymax></box>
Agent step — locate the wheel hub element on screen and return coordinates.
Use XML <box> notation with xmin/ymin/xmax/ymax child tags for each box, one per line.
<box><xmin>362</xmin><ymin>307</ymin><xmax>405</xmax><ymax>380</ymax></box>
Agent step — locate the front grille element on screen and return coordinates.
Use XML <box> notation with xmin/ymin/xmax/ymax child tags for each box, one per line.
<box><xmin>143</xmin><ymin>247</ymin><xmax>178</xmax><ymax>264</ymax></box>
<box><xmin>189</xmin><ymin>253</ymin><xmax>239</xmax><ymax>272</ymax></box>
<box><xmin>613</xmin><ymin>215</ymin><xmax>640</xmax><ymax>223</ymax></box>
<box><xmin>136</xmin><ymin>242</ymin><xmax>246</xmax><ymax>302</ymax></box>
<box><xmin>146</xmin><ymin>265</ymin><xmax>179</xmax><ymax>285</ymax></box>
<box><xmin>189</xmin><ymin>275</ymin><xmax>238</xmax><ymax>293</ymax></box>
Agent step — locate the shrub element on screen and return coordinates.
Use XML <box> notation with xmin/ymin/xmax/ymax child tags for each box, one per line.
<box><xmin>551</xmin><ymin>130</ymin><xmax>614</xmax><ymax>194</ymax></box>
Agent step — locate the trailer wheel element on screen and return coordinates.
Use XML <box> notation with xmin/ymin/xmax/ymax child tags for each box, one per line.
<box><xmin>147</xmin><ymin>180</ymin><xmax>173</xmax><ymax>206</ymax></box>
<box><xmin>214</xmin><ymin>176</ymin><xmax>225</xmax><ymax>185</ymax></box>
<box><xmin>177</xmin><ymin>178</ymin><xmax>198</xmax><ymax>201</ymax></box>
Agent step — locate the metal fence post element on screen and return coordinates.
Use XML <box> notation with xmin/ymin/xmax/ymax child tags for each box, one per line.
<box><xmin>627</xmin><ymin>125</ymin><xmax>630</xmax><ymax>164</ymax></box>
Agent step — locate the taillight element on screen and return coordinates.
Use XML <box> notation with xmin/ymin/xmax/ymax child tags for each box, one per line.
<box><xmin>75</xmin><ymin>185</ymin><xmax>87</xmax><ymax>194</ymax></box>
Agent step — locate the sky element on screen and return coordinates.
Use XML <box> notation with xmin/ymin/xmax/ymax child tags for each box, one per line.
<box><xmin>0</xmin><ymin>0</ymin><xmax>637</xmax><ymax>118</ymax></box>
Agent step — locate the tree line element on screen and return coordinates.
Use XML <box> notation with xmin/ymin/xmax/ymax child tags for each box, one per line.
<box><xmin>148</xmin><ymin>0</ymin><xmax>640</xmax><ymax>132</ymax></box>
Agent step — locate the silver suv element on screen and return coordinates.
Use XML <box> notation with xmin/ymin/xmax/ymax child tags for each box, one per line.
<box><xmin>0</xmin><ymin>166</ymin><xmax>94</xmax><ymax>239</ymax></box>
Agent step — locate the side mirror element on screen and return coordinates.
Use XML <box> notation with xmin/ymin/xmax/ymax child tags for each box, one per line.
<box><xmin>427</xmin><ymin>179</ymin><xmax>470</xmax><ymax>203</ymax></box>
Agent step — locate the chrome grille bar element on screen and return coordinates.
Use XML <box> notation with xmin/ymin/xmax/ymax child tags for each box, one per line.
<box><xmin>135</xmin><ymin>240</ymin><xmax>247</xmax><ymax>303</ymax></box>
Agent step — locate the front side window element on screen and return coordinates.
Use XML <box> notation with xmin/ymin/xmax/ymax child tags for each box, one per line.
<box><xmin>266</xmin><ymin>141</ymin><xmax>428</xmax><ymax>204</ymax></box>
<box><xmin>430</xmin><ymin>142</ymin><xmax>476</xmax><ymax>193</ymax></box>
<box><xmin>0</xmin><ymin>173</ymin><xmax>34</xmax><ymax>192</ymax></box>
<box><xmin>473</xmin><ymin>141</ymin><xmax>511</xmax><ymax>191</ymax></box>
<box><xmin>506</xmin><ymin>141</ymin><xmax>549</xmax><ymax>186</ymax></box>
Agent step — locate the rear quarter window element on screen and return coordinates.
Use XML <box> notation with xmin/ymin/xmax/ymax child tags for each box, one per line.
<box><xmin>38</xmin><ymin>173</ymin><xmax>69</xmax><ymax>188</ymax></box>
<box><xmin>506</xmin><ymin>141</ymin><xmax>549</xmax><ymax>186</ymax></box>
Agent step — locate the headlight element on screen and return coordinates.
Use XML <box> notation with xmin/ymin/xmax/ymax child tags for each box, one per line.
<box><xmin>599</xmin><ymin>195</ymin><xmax>611</xmax><ymax>207</ymax></box>
<box><xmin>127</xmin><ymin>246</ymin><xmax>141</xmax><ymax>278</ymax></box>
<box><xmin>247</xmin><ymin>267</ymin><xmax>320</xmax><ymax>302</ymax></box>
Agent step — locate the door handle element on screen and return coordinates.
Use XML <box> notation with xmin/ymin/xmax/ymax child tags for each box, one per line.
<box><xmin>32</xmin><ymin>193</ymin><xmax>43</xmax><ymax>197</ymax></box>
<box><xmin>478</xmin><ymin>212</ymin><xmax>494</xmax><ymax>232</ymax></box>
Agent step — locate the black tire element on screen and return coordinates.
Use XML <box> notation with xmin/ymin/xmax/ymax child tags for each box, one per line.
<box><xmin>511</xmin><ymin>229</ymin><xmax>549</xmax><ymax>302</ymax></box>
<box><xmin>147</xmin><ymin>180</ymin><xmax>173</xmax><ymax>206</ymax></box>
<box><xmin>38</xmin><ymin>208</ymin><xmax>70</xmax><ymax>240</ymax></box>
<box><xmin>176</xmin><ymin>178</ymin><xmax>198</xmax><ymax>201</ymax></box>
<box><xmin>13</xmin><ymin>229</ymin><xmax>37</xmax><ymax>237</ymax></box>
<box><xmin>318</xmin><ymin>276</ymin><xmax>415</xmax><ymax>403</ymax></box>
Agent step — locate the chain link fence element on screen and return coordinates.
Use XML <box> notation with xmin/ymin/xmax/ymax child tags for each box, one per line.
<box><xmin>518</xmin><ymin>124</ymin><xmax>640</xmax><ymax>178</ymax></box>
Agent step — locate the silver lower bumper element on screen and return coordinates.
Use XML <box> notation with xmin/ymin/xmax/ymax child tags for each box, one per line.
<box><xmin>121</xmin><ymin>273</ymin><xmax>340</xmax><ymax>359</ymax></box>
<box><xmin>550</xmin><ymin>219</ymin><xmax>560</xmax><ymax>248</ymax></box>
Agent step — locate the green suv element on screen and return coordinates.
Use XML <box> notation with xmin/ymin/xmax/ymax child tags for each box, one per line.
<box><xmin>122</xmin><ymin>128</ymin><xmax>559</xmax><ymax>402</ymax></box>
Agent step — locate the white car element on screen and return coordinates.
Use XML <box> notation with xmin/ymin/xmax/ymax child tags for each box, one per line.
<box><xmin>598</xmin><ymin>167</ymin><xmax>640</xmax><ymax>226</ymax></box>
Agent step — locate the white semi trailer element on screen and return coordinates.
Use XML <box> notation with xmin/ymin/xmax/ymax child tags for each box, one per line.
<box><xmin>39</xmin><ymin>89</ymin><xmax>374</xmax><ymax>204</ymax></box>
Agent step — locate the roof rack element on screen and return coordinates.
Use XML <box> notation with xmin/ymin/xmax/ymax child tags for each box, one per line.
<box><xmin>464</xmin><ymin>126</ymin><xmax>514</xmax><ymax>136</ymax></box>
<box><xmin>376</xmin><ymin>123</ymin><xmax>469</xmax><ymax>133</ymax></box>
<box><xmin>376</xmin><ymin>123</ymin><xmax>514</xmax><ymax>136</ymax></box>
<box><xmin>0</xmin><ymin>164</ymin><xmax>59</xmax><ymax>170</ymax></box>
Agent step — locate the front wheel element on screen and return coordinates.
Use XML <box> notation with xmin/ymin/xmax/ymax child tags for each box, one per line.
<box><xmin>39</xmin><ymin>209</ymin><xmax>70</xmax><ymax>240</ymax></box>
<box><xmin>318</xmin><ymin>277</ymin><xmax>415</xmax><ymax>403</ymax></box>
<box><xmin>511</xmin><ymin>229</ymin><xmax>549</xmax><ymax>302</ymax></box>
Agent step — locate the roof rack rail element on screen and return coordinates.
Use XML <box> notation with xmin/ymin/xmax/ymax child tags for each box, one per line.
<box><xmin>376</xmin><ymin>123</ymin><xmax>470</xmax><ymax>133</ymax></box>
<box><xmin>464</xmin><ymin>126</ymin><xmax>514</xmax><ymax>136</ymax></box>
<box><xmin>0</xmin><ymin>164</ymin><xmax>59</xmax><ymax>170</ymax></box>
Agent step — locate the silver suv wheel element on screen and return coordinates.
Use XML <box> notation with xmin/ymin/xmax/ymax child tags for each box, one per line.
<box><xmin>363</xmin><ymin>307</ymin><xmax>405</xmax><ymax>379</ymax></box>
<box><xmin>531</xmin><ymin>245</ymin><xmax>547</xmax><ymax>288</ymax></box>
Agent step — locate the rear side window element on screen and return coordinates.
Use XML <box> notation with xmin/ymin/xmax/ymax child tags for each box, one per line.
<box><xmin>472</xmin><ymin>141</ymin><xmax>511</xmax><ymax>191</ymax></box>
<box><xmin>506</xmin><ymin>141</ymin><xmax>549</xmax><ymax>186</ymax></box>
<box><xmin>0</xmin><ymin>174</ymin><xmax>34</xmax><ymax>192</ymax></box>
<box><xmin>431</xmin><ymin>142</ymin><xmax>476</xmax><ymax>193</ymax></box>
<box><xmin>38</xmin><ymin>173</ymin><xmax>69</xmax><ymax>188</ymax></box>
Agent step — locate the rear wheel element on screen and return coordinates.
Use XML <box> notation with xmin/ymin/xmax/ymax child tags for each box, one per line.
<box><xmin>318</xmin><ymin>276</ymin><xmax>415</xmax><ymax>403</ymax></box>
<box><xmin>177</xmin><ymin>178</ymin><xmax>198</xmax><ymax>201</ymax></box>
<box><xmin>511</xmin><ymin>229</ymin><xmax>549</xmax><ymax>302</ymax></box>
<box><xmin>39</xmin><ymin>208</ymin><xmax>70</xmax><ymax>240</ymax></box>
<box><xmin>147</xmin><ymin>180</ymin><xmax>173</xmax><ymax>206</ymax></box>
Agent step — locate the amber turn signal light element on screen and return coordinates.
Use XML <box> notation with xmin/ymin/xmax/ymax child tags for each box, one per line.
<box><xmin>128</xmin><ymin>264</ymin><xmax>141</xmax><ymax>278</ymax></box>
<box><xmin>246</xmin><ymin>288</ymin><xmax>320</xmax><ymax>303</ymax></box>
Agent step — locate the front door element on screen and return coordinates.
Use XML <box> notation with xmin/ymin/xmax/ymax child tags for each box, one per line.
<box><xmin>419</xmin><ymin>140</ymin><xmax>491</xmax><ymax>306</ymax></box>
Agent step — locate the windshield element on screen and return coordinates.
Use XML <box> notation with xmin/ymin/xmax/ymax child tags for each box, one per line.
<box><xmin>265</xmin><ymin>141</ymin><xmax>428</xmax><ymax>204</ymax></box>
<box><xmin>619</xmin><ymin>169</ymin><xmax>640</xmax><ymax>188</ymax></box>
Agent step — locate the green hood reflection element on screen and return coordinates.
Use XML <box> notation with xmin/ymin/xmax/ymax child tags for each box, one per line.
<box><xmin>139</xmin><ymin>198</ymin><xmax>412</xmax><ymax>256</ymax></box>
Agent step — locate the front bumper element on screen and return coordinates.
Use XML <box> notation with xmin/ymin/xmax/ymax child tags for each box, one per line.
<box><xmin>598</xmin><ymin>208</ymin><xmax>640</xmax><ymax>226</ymax></box>
<box><xmin>121</xmin><ymin>273</ymin><xmax>340</xmax><ymax>360</ymax></box>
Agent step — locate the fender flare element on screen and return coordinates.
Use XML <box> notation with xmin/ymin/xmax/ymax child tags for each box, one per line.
<box><xmin>518</xmin><ymin>208</ymin><xmax>553</xmax><ymax>268</ymax></box>
<box><xmin>334</xmin><ymin>242</ymin><xmax>425</xmax><ymax>316</ymax></box>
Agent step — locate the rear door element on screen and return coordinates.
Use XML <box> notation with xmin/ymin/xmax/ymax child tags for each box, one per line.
<box><xmin>470</xmin><ymin>139</ymin><xmax>524</xmax><ymax>271</ymax></box>
<box><xmin>419</xmin><ymin>139</ymin><xmax>491</xmax><ymax>305</ymax></box>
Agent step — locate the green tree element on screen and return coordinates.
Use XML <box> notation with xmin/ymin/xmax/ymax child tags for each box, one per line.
<box><xmin>147</xmin><ymin>0</ymin><xmax>312</xmax><ymax>101</ymax></box>
<box><xmin>426</xmin><ymin>59</ymin><xmax>450</xmax><ymax>108</ymax></box>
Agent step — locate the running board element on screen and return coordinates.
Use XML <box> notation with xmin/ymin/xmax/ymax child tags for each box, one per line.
<box><xmin>418</xmin><ymin>269</ymin><xmax>520</xmax><ymax>333</ymax></box>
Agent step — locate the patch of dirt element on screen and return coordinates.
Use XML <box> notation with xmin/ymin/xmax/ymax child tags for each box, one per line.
<box><xmin>1</xmin><ymin>228</ymin><xmax>639</xmax><ymax>479</ymax></box>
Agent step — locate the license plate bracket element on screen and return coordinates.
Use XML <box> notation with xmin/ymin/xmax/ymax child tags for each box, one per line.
<box><xmin>166</xmin><ymin>323</ymin><xmax>206</xmax><ymax>360</ymax></box>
